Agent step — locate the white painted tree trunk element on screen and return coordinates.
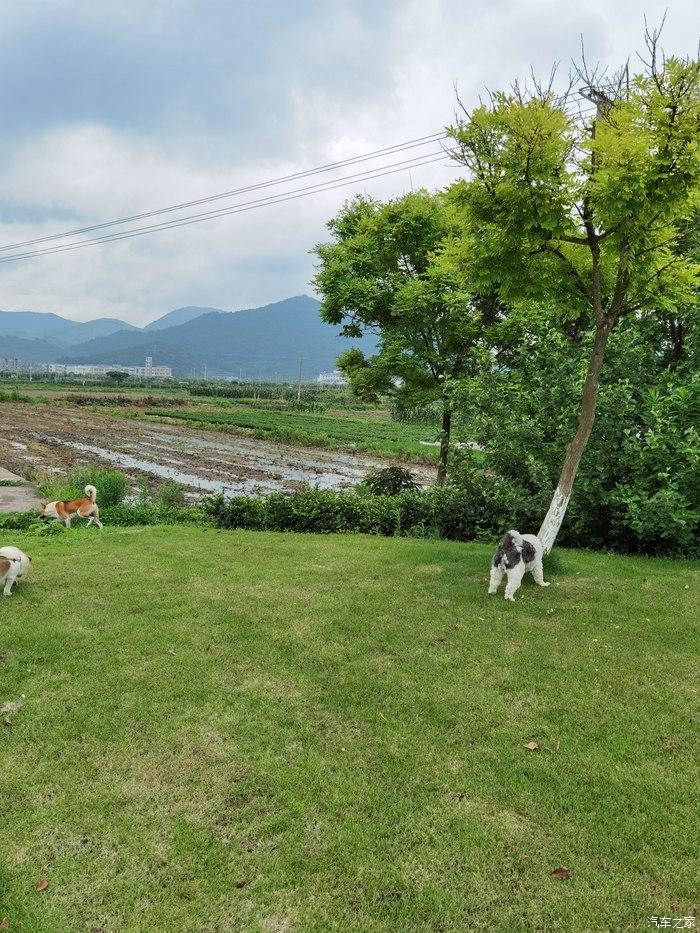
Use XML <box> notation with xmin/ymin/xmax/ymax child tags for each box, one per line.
<box><xmin>536</xmin><ymin>319</ymin><xmax>613</xmax><ymax>554</ymax></box>
<box><xmin>537</xmin><ymin>486</ymin><xmax>571</xmax><ymax>555</ymax></box>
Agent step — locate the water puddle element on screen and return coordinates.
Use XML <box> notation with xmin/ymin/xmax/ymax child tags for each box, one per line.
<box><xmin>0</xmin><ymin>438</ymin><xmax>28</xmax><ymax>450</ymax></box>
<box><xmin>38</xmin><ymin>436</ymin><xmax>276</xmax><ymax>495</ymax></box>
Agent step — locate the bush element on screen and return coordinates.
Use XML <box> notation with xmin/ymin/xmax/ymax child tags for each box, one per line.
<box><xmin>153</xmin><ymin>481</ymin><xmax>186</xmax><ymax>509</ymax></box>
<box><xmin>362</xmin><ymin>466</ymin><xmax>419</xmax><ymax>496</ymax></box>
<box><xmin>0</xmin><ymin>511</ymin><xmax>38</xmax><ymax>531</ymax></box>
<box><xmin>449</xmin><ymin>318</ymin><xmax>699</xmax><ymax>558</ymax></box>
<box><xmin>202</xmin><ymin>487</ymin><xmax>498</xmax><ymax>542</ymax></box>
<box><xmin>39</xmin><ymin>464</ymin><xmax>130</xmax><ymax>508</ymax></box>
<box><xmin>202</xmin><ymin>494</ymin><xmax>267</xmax><ymax>530</ymax></box>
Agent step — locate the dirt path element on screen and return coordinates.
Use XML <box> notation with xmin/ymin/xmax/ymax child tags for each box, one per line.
<box><xmin>0</xmin><ymin>403</ymin><xmax>434</xmax><ymax>498</ymax></box>
<box><xmin>0</xmin><ymin>468</ymin><xmax>42</xmax><ymax>513</ymax></box>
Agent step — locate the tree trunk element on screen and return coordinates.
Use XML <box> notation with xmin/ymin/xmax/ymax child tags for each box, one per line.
<box><xmin>436</xmin><ymin>408</ymin><xmax>452</xmax><ymax>485</ymax></box>
<box><xmin>538</xmin><ymin>320</ymin><xmax>613</xmax><ymax>553</ymax></box>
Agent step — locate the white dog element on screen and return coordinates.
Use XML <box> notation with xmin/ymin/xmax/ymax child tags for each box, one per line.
<box><xmin>0</xmin><ymin>546</ymin><xmax>32</xmax><ymax>596</ymax></box>
<box><xmin>488</xmin><ymin>530</ymin><xmax>550</xmax><ymax>601</ymax></box>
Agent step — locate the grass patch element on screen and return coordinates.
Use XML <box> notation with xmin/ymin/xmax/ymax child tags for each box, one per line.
<box><xmin>0</xmin><ymin>527</ymin><xmax>697</xmax><ymax>930</ymax></box>
<box><xmin>147</xmin><ymin>406</ymin><xmax>439</xmax><ymax>459</ymax></box>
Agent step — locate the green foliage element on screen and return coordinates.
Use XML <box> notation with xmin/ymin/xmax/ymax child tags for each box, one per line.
<box><xmin>202</xmin><ymin>486</ymin><xmax>533</xmax><ymax>545</ymax></box>
<box><xmin>314</xmin><ymin>190</ymin><xmax>505</xmax><ymax>477</ymax></box>
<box><xmin>38</xmin><ymin>464</ymin><xmax>130</xmax><ymax>509</ymax></box>
<box><xmin>106</xmin><ymin>370</ymin><xmax>130</xmax><ymax>384</ymax></box>
<box><xmin>362</xmin><ymin>466</ymin><xmax>419</xmax><ymax>495</ymax></box>
<box><xmin>0</xmin><ymin>511</ymin><xmax>38</xmax><ymax>531</ymax></box>
<box><xmin>449</xmin><ymin>318</ymin><xmax>699</xmax><ymax>556</ymax></box>
<box><xmin>446</xmin><ymin>54</ymin><xmax>700</xmax><ymax>320</ymax></box>
<box><xmin>0</xmin><ymin>388</ymin><xmax>32</xmax><ymax>403</ymax></box>
<box><xmin>152</xmin><ymin>481</ymin><xmax>187</xmax><ymax>509</ymax></box>
<box><xmin>148</xmin><ymin>407</ymin><xmax>438</xmax><ymax>458</ymax></box>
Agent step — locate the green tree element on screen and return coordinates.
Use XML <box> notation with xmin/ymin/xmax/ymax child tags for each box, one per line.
<box><xmin>106</xmin><ymin>370</ymin><xmax>129</xmax><ymax>385</ymax></box>
<box><xmin>446</xmin><ymin>31</ymin><xmax>699</xmax><ymax>549</ymax></box>
<box><xmin>313</xmin><ymin>190</ymin><xmax>502</xmax><ymax>483</ymax></box>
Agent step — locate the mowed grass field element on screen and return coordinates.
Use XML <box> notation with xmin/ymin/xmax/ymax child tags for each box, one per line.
<box><xmin>149</xmin><ymin>407</ymin><xmax>438</xmax><ymax>459</ymax></box>
<box><xmin>0</xmin><ymin>526</ymin><xmax>697</xmax><ymax>931</ymax></box>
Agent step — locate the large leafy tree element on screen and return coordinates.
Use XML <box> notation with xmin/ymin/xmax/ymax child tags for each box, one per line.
<box><xmin>313</xmin><ymin>190</ymin><xmax>502</xmax><ymax>483</ymax></box>
<box><xmin>446</xmin><ymin>33</ymin><xmax>699</xmax><ymax>550</ymax></box>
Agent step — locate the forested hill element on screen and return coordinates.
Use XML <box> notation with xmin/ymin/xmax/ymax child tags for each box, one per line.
<box><xmin>55</xmin><ymin>295</ymin><xmax>376</xmax><ymax>378</ymax></box>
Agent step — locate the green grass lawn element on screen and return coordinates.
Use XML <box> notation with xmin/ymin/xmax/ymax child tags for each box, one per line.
<box><xmin>1</xmin><ymin>527</ymin><xmax>697</xmax><ymax>931</ymax></box>
<box><xmin>148</xmin><ymin>407</ymin><xmax>439</xmax><ymax>459</ymax></box>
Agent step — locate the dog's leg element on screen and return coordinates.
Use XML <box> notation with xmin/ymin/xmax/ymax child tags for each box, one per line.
<box><xmin>3</xmin><ymin>573</ymin><xmax>15</xmax><ymax>596</ymax></box>
<box><xmin>64</xmin><ymin>516</ymin><xmax>71</xmax><ymax>528</ymax></box>
<box><xmin>531</xmin><ymin>560</ymin><xmax>550</xmax><ymax>588</ymax></box>
<box><xmin>488</xmin><ymin>564</ymin><xmax>504</xmax><ymax>594</ymax></box>
<box><xmin>504</xmin><ymin>564</ymin><xmax>526</xmax><ymax>601</ymax></box>
<box><xmin>92</xmin><ymin>508</ymin><xmax>102</xmax><ymax>529</ymax></box>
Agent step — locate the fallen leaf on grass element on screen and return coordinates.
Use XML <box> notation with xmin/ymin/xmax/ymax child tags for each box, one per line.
<box><xmin>235</xmin><ymin>880</ymin><xmax>246</xmax><ymax>889</ymax></box>
<box><xmin>1</xmin><ymin>697</ymin><xmax>25</xmax><ymax>716</ymax></box>
<box><xmin>167</xmin><ymin>649</ymin><xmax>176</xmax><ymax>656</ymax></box>
<box><xmin>0</xmin><ymin>917</ymin><xmax>8</xmax><ymax>929</ymax></box>
<box><xmin>36</xmin><ymin>880</ymin><xmax>48</xmax><ymax>892</ymax></box>
<box><xmin>551</xmin><ymin>866</ymin><xmax>570</xmax><ymax>880</ymax></box>
<box><xmin>2</xmin><ymin>718</ymin><xmax>11</xmax><ymax>728</ymax></box>
<box><xmin>523</xmin><ymin>742</ymin><xmax>540</xmax><ymax>751</ymax></box>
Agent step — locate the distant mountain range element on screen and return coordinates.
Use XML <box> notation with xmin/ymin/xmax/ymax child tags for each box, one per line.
<box><xmin>0</xmin><ymin>296</ymin><xmax>375</xmax><ymax>379</ymax></box>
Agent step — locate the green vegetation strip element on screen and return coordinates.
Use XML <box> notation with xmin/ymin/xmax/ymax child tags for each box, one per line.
<box><xmin>149</xmin><ymin>407</ymin><xmax>438</xmax><ymax>458</ymax></box>
<box><xmin>1</xmin><ymin>526</ymin><xmax>696</xmax><ymax>930</ymax></box>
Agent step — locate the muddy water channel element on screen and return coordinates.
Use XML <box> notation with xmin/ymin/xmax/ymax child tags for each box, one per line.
<box><xmin>0</xmin><ymin>403</ymin><xmax>434</xmax><ymax>496</ymax></box>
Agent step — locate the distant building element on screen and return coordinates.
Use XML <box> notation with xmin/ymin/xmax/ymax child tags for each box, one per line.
<box><xmin>0</xmin><ymin>356</ymin><xmax>30</xmax><ymax>373</ymax></box>
<box><xmin>45</xmin><ymin>358</ymin><xmax>173</xmax><ymax>378</ymax></box>
<box><xmin>315</xmin><ymin>370</ymin><xmax>347</xmax><ymax>388</ymax></box>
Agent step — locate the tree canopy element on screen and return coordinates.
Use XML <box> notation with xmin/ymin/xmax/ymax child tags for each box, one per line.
<box><xmin>314</xmin><ymin>190</ymin><xmax>504</xmax><ymax>481</ymax></box>
<box><xmin>445</xmin><ymin>38</ymin><xmax>700</xmax><ymax>548</ymax></box>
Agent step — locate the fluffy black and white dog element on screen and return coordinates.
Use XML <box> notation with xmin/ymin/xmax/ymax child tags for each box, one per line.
<box><xmin>488</xmin><ymin>530</ymin><xmax>550</xmax><ymax>601</ymax></box>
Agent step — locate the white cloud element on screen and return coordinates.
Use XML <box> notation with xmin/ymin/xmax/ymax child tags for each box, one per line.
<box><xmin>0</xmin><ymin>0</ymin><xmax>696</xmax><ymax>324</ymax></box>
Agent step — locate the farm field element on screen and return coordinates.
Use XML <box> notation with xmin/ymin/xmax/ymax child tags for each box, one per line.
<box><xmin>150</xmin><ymin>406</ymin><xmax>439</xmax><ymax>458</ymax></box>
<box><xmin>1</xmin><ymin>526</ymin><xmax>697</xmax><ymax>931</ymax></box>
<box><xmin>0</xmin><ymin>403</ymin><xmax>436</xmax><ymax>497</ymax></box>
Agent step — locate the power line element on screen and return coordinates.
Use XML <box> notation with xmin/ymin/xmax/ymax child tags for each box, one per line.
<box><xmin>0</xmin><ymin>97</ymin><xmax>602</xmax><ymax>265</ymax></box>
<box><xmin>0</xmin><ymin>152</ymin><xmax>452</xmax><ymax>264</ymax></box>
<box><xmin>0</xmin><ymin>132</ymin><xmax>447</xmax><ymax>253</ymax></box>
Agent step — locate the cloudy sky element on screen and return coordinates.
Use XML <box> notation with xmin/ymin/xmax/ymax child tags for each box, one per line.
<box><xmin>0</xmin><ymin>0</ymin><xmax>697</xmax><ymax>325</ymax></box>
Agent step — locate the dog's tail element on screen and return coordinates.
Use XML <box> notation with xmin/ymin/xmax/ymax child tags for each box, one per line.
<box><xmin>85</xmin><ymin>484</ymin><xmax>97</xmax><ymax>503</ymax></box>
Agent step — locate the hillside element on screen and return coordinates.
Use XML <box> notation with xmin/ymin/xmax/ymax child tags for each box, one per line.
<box><xmin>0</xmin><ymin>310</ymin><xmax>137</xmax><ymax>347</ymax></box>
<box><xmin>59</xmin><ymin>295</ymin><xmax>376</xmax><ymax>378</ymax></box>
<box><xmin>143</xmin><ymin>306</ymin><xmax>217</xmax><ymax>331</ymax></box>
<box><xmin>0</xmin><ymin>335</ymin><xmax>58</xmax><ymax>363</ymax></box>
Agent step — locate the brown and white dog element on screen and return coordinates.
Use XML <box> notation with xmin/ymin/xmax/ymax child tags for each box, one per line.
<box><xmin>41</xmin><ymin>484</ymin><xmax>103</xmax><ymax>528</ymax></box>
<box><xmin>0</xmin><ymin>546</ymin><xmax>32</xmax><ymax>596</ymax></box>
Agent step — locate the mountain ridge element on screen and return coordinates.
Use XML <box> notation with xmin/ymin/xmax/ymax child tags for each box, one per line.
<box><xmin>0</xmin><ymin>295</ymin><xmax>374</xmax><ymax>378</ymax></box>
<box><xmin>55</xmin><ymin>296</ymin><xmax>374</xmax><ymax>379</ymax></box>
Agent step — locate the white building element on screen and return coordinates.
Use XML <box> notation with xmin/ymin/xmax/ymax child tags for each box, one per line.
<box><xmin>315</xmin><ymin>370</ymin><xmax>348</xmax><ymax>387</ymax></box>
<box><xmin>0</xmin><ymin>356</ymin><xmax>30</xmax><ymax>373</ymax></box>
<box><xmin>46</xmin><ymin>358</ymin><xmax>172</xmax><ymax>378</ymax></box>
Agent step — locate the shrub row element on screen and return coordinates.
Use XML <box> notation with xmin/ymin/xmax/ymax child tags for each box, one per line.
<box><xmin>0</xmin><ymin>505</ymin><xmax>209</xmax><ymax>532</ymax></box>
<box><xmin>200</xmin><ymin>484</ymin><xmax>525</xmax><ymax>543</ymax></box>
